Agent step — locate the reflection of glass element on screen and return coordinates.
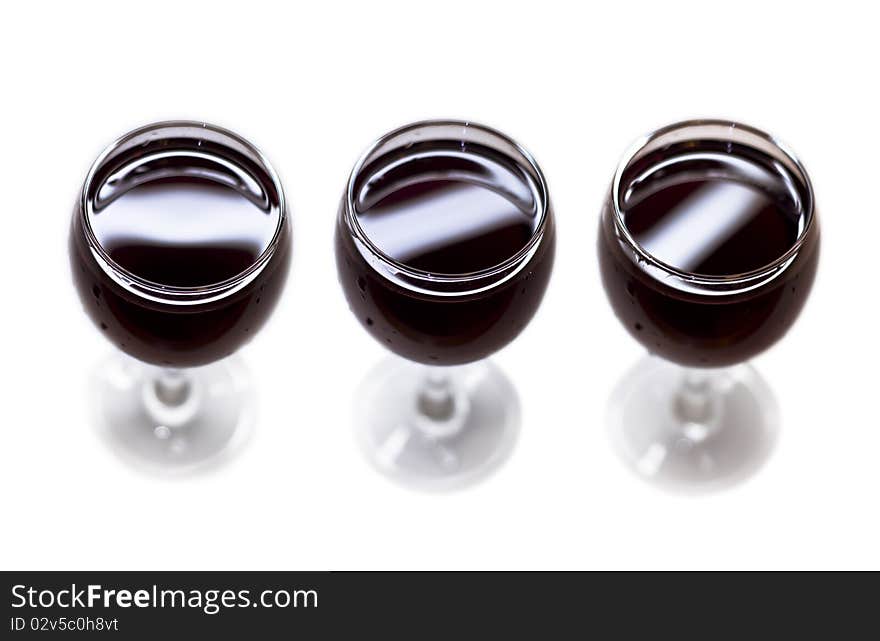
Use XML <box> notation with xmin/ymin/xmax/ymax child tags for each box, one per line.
<box><xmin>598</xmin><ymin>120</ymin><xmax>819</xmax><ymax>491</ymax></box>
<box><xmin>70</xmin><ymin>121</ymin><xmax>291</xmax><ymax>472</ymax></box>
<box><xmin>336</xmin><ymin>120</ymin><xmax>555</xmax><ymax>490</ymax></box>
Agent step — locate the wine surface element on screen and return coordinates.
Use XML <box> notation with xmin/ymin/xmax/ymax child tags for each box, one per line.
<box><xmin>90</xmin><ymin>157</ymin><xmax>279</xmax><ymax>287</ymax></box>
<box><xmin>621</xmin><ymin>151</ymin><xmax>805</xmax><ymax>275</ymax></box>
<box><xmin>354</xmin><ymin>145</ymin><xmax>541</xmax><ymax>274</ymax></box>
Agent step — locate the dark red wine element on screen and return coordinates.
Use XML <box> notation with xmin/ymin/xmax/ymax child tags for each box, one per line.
<box><xmin>599</xmin><ymin>144</ymin><xmax>819</xmax><ymax>367</ymax></box>
<box><xmin>106</xmin><ymin>243</ymin><xmax>259</xmax><ymax>288</ymax></box>
<box><xmin>92</xmin><ymin>179</ymin><xmax>275</xmax><ymax>287</ymax></box>
<box><xmin>622</xmin><ymin>155</ymin><xmax>803</xmax><ymax>276</ymax></box>
<box><xmin>337</xmin><ymin>141</ymin><xmax>554</xmax><ymax>365</ymax></box>
<box><xmin>354</xmin><ymin>148</ymin><xmax>540</xmax><ymax>273</ymax></box>
<box><xmin>71</xmin><ymin>138</ymin><xmax>290</xmax><ymax>368</ymax></box>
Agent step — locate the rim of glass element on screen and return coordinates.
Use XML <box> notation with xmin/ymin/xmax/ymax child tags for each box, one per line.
<box><xmin>79</xmin><ymin>120</ymin><xmax>287</xmax><ymax>304</ymax></box>
<box><xmin>611</xmin><ymin>118</ymin><xmax>816</xmax><ymax>287</ymax></box>
<box><xmin>344</xmin><ymin>119</ymin><xmax>551</xmax><ymax>283</ymax></box>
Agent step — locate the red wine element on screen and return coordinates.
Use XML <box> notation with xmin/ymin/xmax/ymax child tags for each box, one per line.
<box><xmin>622</xmin><ymin>153</ymin><xmax>804</xmax><ymax>276</ymax></box>
<box><xmin>71</xmin><ymin>128</ymin><xmax>290</xmax><ymax>368</ymax></box>
<box><xmin>354</xmin><ymin>146</ymin><xmax>540</xmax><ymax>273</ymax></box>
<box><xmin>106</xmin><ymin>243</ymin><xmax>259</xmax><ymax>288</ymax></box>
<box><xmin>337</xmin><ymin>139</ymin><xmax>554</xmax><ymax>365</ymax></box>
<box><xmin>92</xmin><ymin>179</ymin><xmax>275</xmax><ymax>287</ymax></box>
<box><xmin>600</xmin><ymin>142</ymin><xmax>819</xmax><ymax>367</ymax></box>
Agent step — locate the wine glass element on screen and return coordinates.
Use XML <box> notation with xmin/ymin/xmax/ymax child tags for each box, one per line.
<box><xmin>598</xmin><ymin>119</ymin><xmax>819</xmax><ymax>491</ymax></box>
<box><xmin>335</xmin><ymin>120</ymin><xmax>555</xmax><ymax>490</ymax></box>
<box><xmin>69</xmin><ymin>121</ymin><xmax>291</xmax><ymax>472</ymax></box>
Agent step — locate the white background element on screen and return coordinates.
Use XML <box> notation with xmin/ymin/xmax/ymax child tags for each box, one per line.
<box><xmin>1</xmin><ymin>1</ymin><xmax>876</xmax><ymax>570</ymax></box>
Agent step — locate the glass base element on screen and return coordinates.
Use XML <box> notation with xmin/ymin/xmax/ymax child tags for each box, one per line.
<box><xmin>355</xmin><ymin>358</ymin><xmax>520</xmax><ymax>491</ymax></box>
<box><xmin>608</xmin><ymin>356</ymin><xmax>779</xmax><ymax>492</ymax></box>
<box><xmin>90</xmin><ymin>355</ymin><xmax>255</xmax><ymax>474</ymax></box>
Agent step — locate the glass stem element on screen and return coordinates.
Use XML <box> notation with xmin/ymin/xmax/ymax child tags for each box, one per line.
<box><xmin>674</xmin><ymin>368</ymin><xmax>717</xmax><ymax>427</ymax></box>
<box><xmin>417</xmin><ymin>366</ymin><xmax>457</xmax><ymax>421</ymax></box>
<box><xmin>152</xmin><ymin>368</ymin><xmax>192</xmax><ymax>408</ymax></box>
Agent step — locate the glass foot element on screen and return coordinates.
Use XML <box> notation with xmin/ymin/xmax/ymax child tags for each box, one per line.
<box><xmin>355</xmin><ymin>358</ymin><xmax>521</xmax><ymax>491</ymax></box>
<box><xmin>608</xmin><ymin>356</ymin><xmax>779</xmax><ymax>492</ymax></box>
<box><xmin>90</xmin><ymin>355</ymin><xmax>255</xmax><ymax>474</ymax></box>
